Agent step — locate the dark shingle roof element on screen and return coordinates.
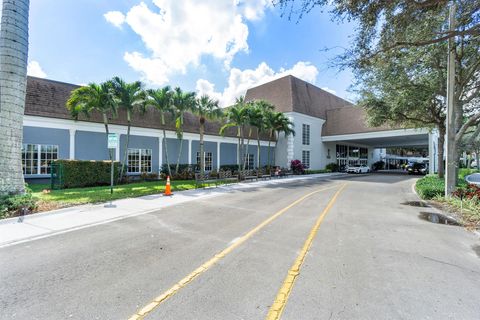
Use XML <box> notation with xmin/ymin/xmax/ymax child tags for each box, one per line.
<box><xmin>245</xmin><ymin>75</ymin><xmax>353</xmax><ymax>119</ymax></box>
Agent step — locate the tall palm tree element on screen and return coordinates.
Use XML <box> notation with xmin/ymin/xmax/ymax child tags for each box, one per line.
<box><xmin>220</xmin><ymin>97</ymin><xmax>249</xmax><ymax>172</ymax></box>
<box><xmin>0</xmin><ymin>0</ymin><xmax>30</xmax><ymax>195</ymax></box>
<box><xmin>251</xmin><ymin>100</ymin><xmax>275</xmax><ymax>169</ymax></box>
<box><xmin>171</xmin><ymin>87</ymin><xmax>196</xmax><ymax>174</ymax></box>
<box><xmin>110</xmin><ymin>77</ymin><xmax>145</xmax><ymax>180</ymax></box>
<box><xmin>273</xmin><ymin>113</ymin><xmax>295</xmax><ymax>167</ymax></box>
<box><xmin>191</xmin><ymin>95</ymin><xmax>222</xmax><ymax>175</ymax></box>
<box><xmin>263</xmin><ymin>109</ymin><xmax>280</xmax><ymax>170</ymax></box>
<box><xmin>146</xmin><ymin>87</ymin><xmax>174</xmax><ymax>177</ymax></box>
<box><xmin>66</xmin><ymin>81</ymin><xmax>117</xmax><ymax>159</ymax></box>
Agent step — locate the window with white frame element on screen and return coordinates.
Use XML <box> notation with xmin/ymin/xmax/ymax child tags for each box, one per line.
<box><xmin>302</xmin><ymin>124</ymin><xmax>310</xmax><ymax>145</ymax></box>
<box><xmin>243</xmin><ymin>154</ymin><xmax>254</xmax><ymax>169</ymax></box>
<box><xmin>22</xmin><ymin>144</ymin><xmax>58</xmax><ymax>175</ymax></box>
<box><xmin>127</xmin><ymin>148</ymin><xmax>152</xmax><ymax>173</ymax></box>
<box><xmin>302</xmin><ymin>150</ymin><xmax>310</xmax><ymax>169</ymax></box>
<box><xmin>196</xmin><ymin>151</ymin><xmax>213</xmax><ymax>171</ymax></box>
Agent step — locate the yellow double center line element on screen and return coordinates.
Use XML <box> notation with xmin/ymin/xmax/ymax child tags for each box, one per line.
<box><xmin>266</xmin><ymin>183</ymin><xmax>348</xmax><ymax>320</ymax></box>
<box><xmin>128</xmin><ymin>183</ymin><xmax>345</xmax><ymax>320</ymax></box>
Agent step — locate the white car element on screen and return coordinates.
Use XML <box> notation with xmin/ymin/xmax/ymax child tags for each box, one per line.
<box><xmin>346</xmin><ymin>164</ymin><xmax>371</xmax><ymax>174</ymax></box>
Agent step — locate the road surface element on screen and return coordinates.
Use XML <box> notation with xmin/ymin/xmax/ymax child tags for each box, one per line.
<box><xmin>1</xmin><ymin>174</ymin><xmax>479</xmax><ymax>319</ymax></box>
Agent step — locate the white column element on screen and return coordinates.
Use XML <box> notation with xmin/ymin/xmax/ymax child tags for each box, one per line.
<box><xmin>217</xmin><ymin>142</ymin><xmax>221</xmax><ymax>170</ymax></box>
<box><xmin>69</xmin><ymin>129</ymin><xmax>76</xmax><ymax>160</ymax></box>
<box><xmin>188</xmin><ymin>139</ymin><xmax>192</xmax><ymax>165</ymax></box>
<box><xmin>428</xmin><ymin>132</ymin><xmax>435</xmax><ymax>173</ymax></box>
<box><xmin>159</xmin><ymin>137</ymin><xmax>163</xmax><ymax>172</ymax></box>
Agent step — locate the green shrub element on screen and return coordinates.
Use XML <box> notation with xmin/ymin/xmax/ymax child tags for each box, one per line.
<box><xmin>415</xmin><ymin>175</ymin><xmax>445</xmax><ymax>199</ymax></box>
<box><xmin>305</xmin><ymin>169</ymin><xmax>331</xmax><ymax>174</ymax></box>
<box><xmin>325</xmin><ymin>162</ymin><xmax>339</xmax><ymax>172</ymax></box>
<box><xmin>0</xmin><ymin>192</ymin><xmax>38</xmax><ymax>219</ymax></box>
<box><xmin>54</xmin><ymin>160</ymin><xmax>121</xmax><ymax>189</ymax></box>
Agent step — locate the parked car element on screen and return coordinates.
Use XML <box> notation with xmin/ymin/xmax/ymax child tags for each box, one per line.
<box><xmin>346</xmin><ymin>164</ymin><xmax>371</xmax><ymax>174</ymax></box>
<box><xmin>407</xmin><ymin>162</ymin><xmax>428</xmax><ymax>175</ymax></box>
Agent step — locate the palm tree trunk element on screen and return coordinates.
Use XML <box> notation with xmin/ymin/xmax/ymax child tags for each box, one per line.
<box><xmin>256</xmin><ymin>128</ymin><xmax>260</xmax><ymax>169</ymax></box>
<box><xmin>267</xmin><ymin>130</ymin><xmax>273</xmax><ymax>172</ymax></box>
<box><xmin>0</xmin><ymin>0</ymin><xmax>30</xmax><ymax>195</ymax></box>
<box><xmin>161</xmin><ymin>114</ymin><xmax>172</xmax><ymax>177</ymax></box>
<box><xmin>119</xmin><ymin>111</ymin><xmax>131</xmax><ymax>180</ymax></box>
<box><xmin>199</xmin><ymin>121</ymin><xmax>205</xmax><ymax>175</ymax></box>
<box><xmin>175</xmin><ymin>137</ymin><xmax>184</xmax><ymax>175</ymax></box>
<box><xmin>103</xmin><ymin>113</ymin><xmax>112</xmax><ymax>161</ymax></box>
<box><xmin>244</xmin><ymin>128</ymin><xmax>251</xmax><ymax>169</ymax></box>
<box><xmin>237</xmin><ymin>129</ymin><xmax>241</xmax><ymax>172</ymax></box>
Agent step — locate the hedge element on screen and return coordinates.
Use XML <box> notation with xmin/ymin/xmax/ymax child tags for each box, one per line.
<box><xmin>54</xmin><ymin>160</ymin><xmax>121</xmax><ymax>189</ymax></box>
<box><xmin>415</xmin><ymin>175</ymin><xmax>445</xmax><ymax>199</ymax></box>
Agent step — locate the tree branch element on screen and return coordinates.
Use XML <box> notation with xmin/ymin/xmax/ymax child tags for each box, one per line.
<box><xmin>456</xmin><ymin>112</ymin><xmax>480</xmax><ymax>142</ymax></box>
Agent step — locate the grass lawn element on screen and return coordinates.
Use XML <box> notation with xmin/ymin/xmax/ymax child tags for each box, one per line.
<box><xmin>29</xmin><ymin>180</ymin><xmax>220</xmax><ymax>210</ymax></box>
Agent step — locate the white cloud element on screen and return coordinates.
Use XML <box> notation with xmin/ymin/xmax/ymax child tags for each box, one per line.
<box><xmin>104</xmin><ymin>11</ymin><xmax>126</xmax><ymax>28</ymax></box>
<box><xmin>196</xmin><ymin>61</ymin><xmax>319</xmax><ymax>107</ymax></box>
<box><xmin>27</xmin><ymin>61</ymin><xmax>47</xmax><ymax>78</ymax></box>
<box><xmin>105</xmin><ymin>0</ymin><xmax>271</xmax><ymax>85</ymax></box>
<box><xmin>321</xmin><ymin>87</ymin><xmax>337</xmax><ymax>95</ymax></box>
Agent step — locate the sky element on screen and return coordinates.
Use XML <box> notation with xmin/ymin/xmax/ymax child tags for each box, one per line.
<box><xmin>28</xmin><ymin>0</ymin><xmax>357</xmax><ymax>106</ymax></box>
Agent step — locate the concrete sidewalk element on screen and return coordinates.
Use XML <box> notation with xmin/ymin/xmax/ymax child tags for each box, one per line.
<box><xmin>0</xmin><ymin>173</ymin><xmax>344</xmax><ymax>248</ymax></box>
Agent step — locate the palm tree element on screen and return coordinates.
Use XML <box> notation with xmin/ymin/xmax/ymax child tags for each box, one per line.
<box><xmin>251</xmin><ymin>100</ymin><xmax>275</xmax><ymax>169</ymax></box>
<box><xmin>66</xmin><ymin>81</ymin><xmax>117</xmax><ymax>159</ymax></box>
<box><xmin>110</xmin><ymin>77</ymin><xmax>145</xmax><ymax>180</ymax></box>
<box><xmin>263</xmin><ymin>109</ymin><xmax>280</xmax><ymax>171</ymax></box>
<box><xmin>146</xmin><ymin>87</ymin><xmax>174</xmax><ymax>177</ymax></box>
<box><xmin>171</xmin><ymin>87</ymin><xmax>196</xmax><ymax>174</ymax></box>
<box><xmin>220</xmin><ymin>97</ymin><xmax>249</xmax><ymax>172</ymax></box>
<box><xmin>0</xmin><ymin>0</ymin><xmax>30</xmax><ymax>195</ymax></box>
<box><xmin>273</xmin><ymin>113</ymin><xmax>295</xmax><ymax>167</ymax></box>
<box><xmin>191</xmin><ymin>95</ymin><xmax>222</xmax><ymax>175</ymax></box>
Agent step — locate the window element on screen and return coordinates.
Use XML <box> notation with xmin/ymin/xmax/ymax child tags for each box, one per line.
<box><xmin>348</xmin><ymin>147</ymin><xmax>360</xmax><ymax>158</ymax></box>
<box><xmin>336</xmin><ymin>144</ymin><xmax>347</xmax><ymax>158</ymax></box>
<box><xmin>22</xmin><ymin>144</ymin><xmax>58</xmax><ymax>175</ymax></box>
<box><xmin>243</xmin><ymin>154</ymin><xmax>254</xmax><ymax>169</ymax></box>
<box><xmin>360</xmin><ymin>148</ymin><xmax>368</xmax><ymax>159</ymax></box>
<box><xmin>127</xmin><ymin>148</ymin><xmax>152</xmax><ymax>173</ymax></box>
<box><xmin>196</xmin><ymin>151</ymin><xmax>213</xmax><ymax>171</ymax></box>
<box><xmin>302</xmin><ymin>124</ymin><xmax>310</xmax><ymax>145</ymax></box>
<box><xmin>302</xmin><ymin>150</ymin><xmax>310</xmax><ymax>169</ymax></box>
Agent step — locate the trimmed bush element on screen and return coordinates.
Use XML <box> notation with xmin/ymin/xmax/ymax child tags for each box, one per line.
<box><xmin>415</xmin><ymin>175</ymin><xmax>445</xmax><ymax>199</ymax></box>
<box><xmin>305</xmin><ymin>169</ymin><xmax>331</xmax><ymax>174</ymax></box>
<box><xmin>325</xmin><ymin>162</ymin><xmax>339</xmax><ymax>172</ymax></box>
<box><xmin>0</xmin><ymin>192</ymin><xmax>38</xmax><ymax>219</ymax></box>
<box><xmin>290</xmin><ymin>160</ymin><xmax>305</xmax><ymax>175</ymax></box>
<box><xmin>54</xmin><ymin>160</ymin><xmax>121</xmax><ymax>189</ymax></box>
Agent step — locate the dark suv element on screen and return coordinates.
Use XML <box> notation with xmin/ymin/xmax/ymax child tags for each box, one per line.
<box><xmin>407</xmin><ymin>162</ymin><xmax>428</xmax><ymax>175</ymax></box>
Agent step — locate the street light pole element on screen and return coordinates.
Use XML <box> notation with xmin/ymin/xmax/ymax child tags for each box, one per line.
<box><xmin>445</xmin><ymin>3</ymin><xmax>457</xmax><ymax>196</ymax></box>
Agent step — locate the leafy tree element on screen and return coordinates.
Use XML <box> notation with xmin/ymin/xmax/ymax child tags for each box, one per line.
<box><xmin>0</xmin><ymin>0</ymin><xmax>30</xmax><ymax>195</ymax></box>
<box><xmin>220</xmin><ymin>97</ymin><xmax>250</xmax><ymax>172</ymax></box>
<box><xmin>191</xmin><ymin>95</ymin><xmax>222</xmax><ymax>175</ymax></box>
<box><xmin>272</xmin><ymin>113</ymin><xmax>295</xmax><ymax>168</ymax></box>
<box><xmin>171</xmin><ymin>87</ymin><xmax>196</xmax><ymax>174</ymax></box>
<box><xmin>146</xmin><ymin>86</ymin><xmax>174</xmax><ymax>177</ymax></box>
<box><xmin>357</xmin><ymin>44</ymin><xmax>447</xmax><ymax>177</ymax></box>
<box><xmin>276</xmin><ymin>0</ymin><xmax>480</xmax><ymax>185</ymax></box>
<box><xmin>110</xmin><ymin>77</ymin><xmax>146</xmax><ymax>180</ymax></box>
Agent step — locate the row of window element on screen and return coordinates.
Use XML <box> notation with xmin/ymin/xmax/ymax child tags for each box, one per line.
<box><xmin>336</xmin><ymin>145</ymin><xmax>368</xmax><ymax>159</ymax></box>
<box><xmin>21</xmin><ymin>144</ymin><xmax>226</xmax><ymax>175</ymax></box>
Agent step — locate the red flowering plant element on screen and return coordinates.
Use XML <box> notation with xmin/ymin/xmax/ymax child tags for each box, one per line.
<box><xmin>453</xmin><ymin>184</ymin><xmax>480</xmax><ymax>202</ymax></box>
<box><xmin>290</xmin><ymin>159</ymin><xmax>305</xmax><ymax>175</ymax></box>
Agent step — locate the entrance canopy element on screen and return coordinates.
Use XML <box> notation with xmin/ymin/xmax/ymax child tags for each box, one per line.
<box><xmin>322</xmin><ymin>128</ymin><xmax>430</xmax><ymax>148</ymax></box>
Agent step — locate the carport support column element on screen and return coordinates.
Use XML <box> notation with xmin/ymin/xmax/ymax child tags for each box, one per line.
<box><xmin>69</xmin><ymin>129</ymin><xmax>76</xmax><ymax>160</ymax></box>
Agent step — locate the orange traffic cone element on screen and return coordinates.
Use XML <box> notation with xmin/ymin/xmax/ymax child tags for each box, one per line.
<box><xmin>164</xmin><ymin>176</ymin><xmax>173</xmax><ymax>196</ymax></box>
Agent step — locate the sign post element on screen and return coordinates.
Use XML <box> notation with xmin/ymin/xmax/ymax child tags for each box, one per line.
<box><xmin>105</xmin><ymin>133</ymin><xmax>118</xmax><ymax>208</ymax></box>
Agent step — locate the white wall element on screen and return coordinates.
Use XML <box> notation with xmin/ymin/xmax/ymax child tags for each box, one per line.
<box><xmin>278</xmin><ymin>112</ymin><xmax>326</xmax><ymax>170</ymax></box>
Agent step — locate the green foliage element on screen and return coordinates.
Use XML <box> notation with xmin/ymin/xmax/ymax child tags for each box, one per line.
<box><xmin>305</xmin><ymin>169</ymin><xmax>331</xmax><ymax>174</ymax></box>
<box><xmin>415</xmin><ymin>175</ymin><xmax>445</xmax><ymax>200</ymax></box>
<box><xmin>160</xmin><ymin>164</ymin><xmax>195</xmax><ymax>180</ymax></box>
<box><xmin>56</xmin><ymin>160</ymin><xmax>121</xmax><ymax>189</ymax></box>
<box><xmin>0</xmin><ymin>191</ymin><xmax>38</xmax><ymax>219</ymax></box>
<box><xmin>325</xmin><ymin>162</ymin><xmax>339</xmax><ymax>172</ymax></box>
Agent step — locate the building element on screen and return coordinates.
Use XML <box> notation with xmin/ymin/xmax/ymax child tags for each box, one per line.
<box><xmin>21</xmin><ymin>75</ymin><xmax>438</xmax><ymax>182</ymax></box>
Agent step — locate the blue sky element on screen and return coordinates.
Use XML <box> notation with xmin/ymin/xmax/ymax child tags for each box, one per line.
<box><xmin>29</xmin><ymin>0</ymin><xmax>356</xmax><ymax>105</ymax></box>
